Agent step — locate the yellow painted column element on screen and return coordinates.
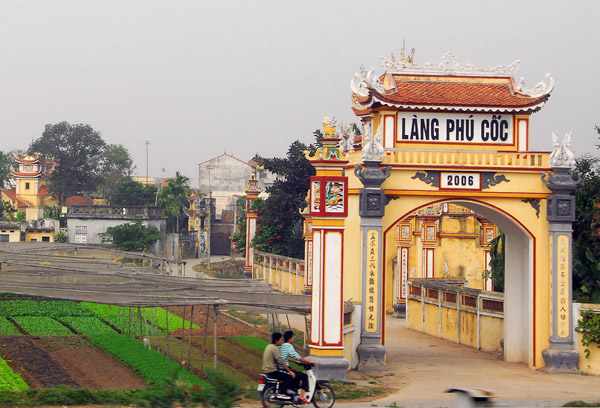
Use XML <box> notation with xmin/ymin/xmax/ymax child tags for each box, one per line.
<box><xmin>244</xmin><ymin>173</ymin><xmax>261</xmax><ymax>274</ymax></box>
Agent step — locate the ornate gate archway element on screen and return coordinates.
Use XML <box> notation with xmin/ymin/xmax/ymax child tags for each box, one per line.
<box><xmin>304</xmin><ymin>52</ymin><xmax>580</xmax><ymax>379</ymax></box>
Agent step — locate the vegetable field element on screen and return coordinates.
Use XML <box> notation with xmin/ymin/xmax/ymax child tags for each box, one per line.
<box><xmin>0</xmin><ymin>298</ymin><xmax>267</xmax><ymax>398</ymax></box>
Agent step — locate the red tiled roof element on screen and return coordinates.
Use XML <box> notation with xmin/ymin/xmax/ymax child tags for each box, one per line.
<box><xmin>353</xmin><ymin>75</ymin><xmax>549</xmax><ymax>115</ymax></box>
<box><xmin>10</xmin><ymin>170</ymin><xmax>43</xmax><ymax>177</ymax></box>
<box><xmin>38</xmin><ymin>185</ymin><xmax>51</xmax><ymax>197</ymax></box>
<box><xmin>14</xmin><ymin>156</ymin><xmax>39</xmax><ymax>164</ymax></box>
<box><xmin>65</xmin><ymin>195</ymin><xmax>93</xmax><ymax>206</ymax></box>
<box><xmin>1</xmin><ymin>189</ymin><xmax>28</xmax><ymax>208</ymax></box>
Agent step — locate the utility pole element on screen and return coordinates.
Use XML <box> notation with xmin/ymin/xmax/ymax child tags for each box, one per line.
<box><xmin>206</xmin><ymin>165</ymin><xmax>213</xmax><ymax>269</ymax></box>
<box><xmin>145</xmin><ymin>141</ymin><xmax>150</xmax><ymax>184</ymax></box>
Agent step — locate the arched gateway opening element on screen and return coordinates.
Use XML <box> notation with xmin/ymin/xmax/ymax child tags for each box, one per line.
<box><xmin>384</xmin><ymin>199</ymin><xmax>534</xmax><ymax>365</ymax></box>
<box><xmin>302</xmin><ymin>52</ymin><xmax>581</xmax><ymax>380</ymax></box>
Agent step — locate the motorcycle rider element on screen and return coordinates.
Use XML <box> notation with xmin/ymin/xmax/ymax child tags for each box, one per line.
<box><xmin>262</xmin><ymin>332</ymin><xmax>295</xmax><ymax>399</ymax></box>
<box><xmin>279</xmin><ymin>330</ymin><xmax>314</xmax><ymax>404</ymax></box>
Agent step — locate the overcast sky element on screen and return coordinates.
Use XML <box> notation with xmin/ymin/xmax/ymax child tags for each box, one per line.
<box><xmin>1</xmin><ymin>1</ymin><xmax>598</xmax><ymax>187</ymax></box>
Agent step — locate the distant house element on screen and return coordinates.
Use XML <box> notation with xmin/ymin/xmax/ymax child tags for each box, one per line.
<box><xmin>0</xmin><ymin>221</ymin><xmax>22</xmax><ymax>242</ymax></box>
<box><xmin>24</xmin><ymin>219</ymin><xmax>57</xmax><ymax>242</ymax></box>
<box><xmin>198</xmin><ymin>153</ymin><xmax>274</xmax><ymax>219</ymax></box>
<box><xmin>65</xmin><ymin>205</ymin><xmax>166</xmax><ymax>255</ymax></box>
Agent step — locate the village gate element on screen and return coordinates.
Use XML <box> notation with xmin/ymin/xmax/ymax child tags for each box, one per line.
<box><xmin>302</xmin><ymin>52</ymin><xmax>580</xmax><ymax>380</ymax></box>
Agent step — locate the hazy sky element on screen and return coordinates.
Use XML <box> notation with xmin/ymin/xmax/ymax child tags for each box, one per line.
<box><xmin>1</xmin><ymin>1</ymin><xmax>598</xmax><ymax>187</ymax></box>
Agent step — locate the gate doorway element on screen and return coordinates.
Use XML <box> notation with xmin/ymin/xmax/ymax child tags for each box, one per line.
<box><xmin>385</xmin><ymin>199</ymin><xmax>534</xmax><ymax>365</ymax></box>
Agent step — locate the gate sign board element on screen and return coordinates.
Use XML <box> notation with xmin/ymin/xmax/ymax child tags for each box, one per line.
<box><xmin>398</xmin><ymin>112</ymin><xmax>513</xmax><ymax>145</ymax></box>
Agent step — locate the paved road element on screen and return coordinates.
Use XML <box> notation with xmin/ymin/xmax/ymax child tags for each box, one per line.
<box><xmin>336</xmin><ymin>317</ymin><xmax>600</xmax><ymax>408</ymax></box>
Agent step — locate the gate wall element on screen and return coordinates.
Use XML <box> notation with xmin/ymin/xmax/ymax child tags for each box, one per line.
<box><xmin>406</xmin><ymin>279</ymin><xmax>504</xmax><ymax>352</ymax></box>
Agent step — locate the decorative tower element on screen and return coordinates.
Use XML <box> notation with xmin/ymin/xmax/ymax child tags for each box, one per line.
<box><xmin>541</xmin><ymin>132</ymin><xmax>581</xmax><ymax>373</ymax></box>
<box><xmin>245</xmin><ymin>171</ymin><xmax>262</xmax><ymax>276</ymax></box>
<box><xmin>305</xmin><ymin>117</ymin><xmax>351</xmax><ymax>380</ymax></box>
<box><xmin>354</xmin><ymin>121</ymin><xmax>391</xmax><ymax>370</ymax></box>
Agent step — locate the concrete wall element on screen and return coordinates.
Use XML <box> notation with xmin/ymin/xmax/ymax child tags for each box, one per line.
<box><xmin>406</xmin><ymin>280</ymin><xmax>504</xmax><ymax>353</ymax></box>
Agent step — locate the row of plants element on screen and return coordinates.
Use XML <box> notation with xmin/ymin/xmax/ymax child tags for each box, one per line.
<box><xmin>0</xmin><ymin>356</ymin><xmax>28</xmax><ymax>391</ymax></box>
<box><xmin>59</xmin><ymin>316</ymin><xmax>118</xmax><ymax>335</ymax></box>
<box><xmin>11</xmin><ymin>316</ymin><xmax>72</xmax><ymax>335</ymax></box>
<box><xmin>87</xmin><ymin>332</ymin><xmax>204</xmax><ymax>386</ymax></box>
<box><xmin>0</xmin><ymin>300</ymin><xmax>94</xmax><ymax>318</ymax></box>
<box><xmin>0</xmin><ymin>317</ymin><xmax>21</xmax><ymax>335</ymax></box>
<box><xmin>81</xmin><ymin>302</ymin><xmax>199</xmax><ymax>334</ymax></box>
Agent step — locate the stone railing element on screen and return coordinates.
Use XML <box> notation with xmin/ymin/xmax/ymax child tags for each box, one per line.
<box><xmin>253</xmin><ymin>251</ymin><xmax>305</xmax><ymax>295</ymax></box>
<box><xmin>67</xmin><ymin>206</ymin><xmax>162</xmax><ymax>219</ymax></box>
<box><xmin>407</xmin><ymin>279</ymin><xmax>504</xmax><ymax>352</ymax></box>
<box><xmin>380</xmin><ymin>149</ymin><xmax>549</xmax><ymax>169</ymax></box>
<box><xmin>178</xmin><ymin>230</ymin><xmax>198</xmax><ymax>242</ymax></box>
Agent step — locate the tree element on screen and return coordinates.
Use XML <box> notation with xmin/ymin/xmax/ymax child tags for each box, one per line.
<box><xmin>95</xmin><ymin>144</ymin><xmax>134</xmax><ymax>204</ymax></box>
<box><xmin>252</xmin><ymin>139</ymin><xmax>317</xmax><ymax>259</ymax></box>
<box><xmin>157</xmin><ymin>172</ymin><xmax>191</xmax><ymax>232</ymax></box>
<box><xmin>111</xmin><ymin>180</ymin><xmax>158</xmax><ymax>206</ymax></box>
<box><xmin>99</xmin><ymin>220</ymin><xmax>162</xmax><ymax>252</ymax></box>
<box><xmin>485</xmin><ymin>231</ymin><xmax>505</xmax><ymax>292</ymax></box>
<box><xmin>0</xmin><ymin>200</ymin><xmax>16</xmax><ymax>219</ymax></box>
<box><xmin>0</xmin><ymin>151</ymin><xmax>13</xmax><ymax>189</ymax></box>
<box><xmin>29</xmin><ymin>122</ymin><xmax>106</xmax><ymax>204</ymax></box>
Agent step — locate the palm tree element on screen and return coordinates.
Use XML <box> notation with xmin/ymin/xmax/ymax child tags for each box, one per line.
<box><xmin>157</xmin><ymin>172</ymin><xmax>190</xmax><ymax>233</ymax></box>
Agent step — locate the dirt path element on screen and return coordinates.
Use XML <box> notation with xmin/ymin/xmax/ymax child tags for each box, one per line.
<box><xmin>336</xmin><ymin>318</ymin><xmax>600</xmax><ymax>408</ymax></box>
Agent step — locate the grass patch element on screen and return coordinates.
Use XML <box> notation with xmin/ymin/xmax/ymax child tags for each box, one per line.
<box><xmin>230</xmin><ymin>335</ymin><xmax>269</xmax><ymax>353</ymax></box>
<box><xmin>564</xmin><ymin>402</ymin><xmax>600</xmax><ymax>407</ymax></box>
<box><xmin>332</xmin><ymin>380</ymin><xmax>387</xmax><ymax>400</ymax></box>
<box><xmin>226</xmin><ymin>309</ymin><xmax>269</xmax><ymax>326</ymax></box>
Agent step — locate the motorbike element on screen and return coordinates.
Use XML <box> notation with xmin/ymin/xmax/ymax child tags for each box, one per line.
<box><xmin>257</xmin><ymin>362</ymin><xmax>335</xmax><ymax>408</ymax></box>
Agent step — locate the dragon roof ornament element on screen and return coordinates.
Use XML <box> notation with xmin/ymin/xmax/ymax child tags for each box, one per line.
<box><xmin>381</xmin><ymin>51</ymin><xmax>521</xmax><ymax>77</ymax></box>
<box><xmin>350</xmin><ymin>65</ymin><xmax>385</xmax><ymax>98</ymax></box>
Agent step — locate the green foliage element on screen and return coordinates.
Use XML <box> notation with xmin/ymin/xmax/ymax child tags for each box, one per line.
<box><xmin>60</xmin><ymin>316</ymin><xmax>117</xmax><ymax>334</ymax></box>
<box><xmin>80</xmin><ymin>303</ymin><xmax>199</xmax><ymax>333</ymax></box>
<box><xmin>43</xmin><ymin>205</ymin><xmax>61</xmax><ymax>219</ymax></box>
<box><xmin>0</xmin><ymin>200</ymin><xmax>16</xmax><ymax>219</ymax></box>
<box><xmin>230</xmin><ymin>195</ymin><xmax>247</xmax><ymax>256</ymax></box>
<box><xmin>95</xmin><ymin>144</ymin><xmax>134</xmax><ymax>204</ymax></box>
<box><xmin>0</xmin><ymin>317</ymin><xmax>21</xmax><ymax>335</ymax></box>
<box><xmin>29</xmin><ymin>122</ymin><xmax>107</xmax><ymax>204</ymax></box>
<box><xmin>0</xmin><ymin>151</ymin><xmax>13</xmax><ymax>189</ymax></box>
<box><xmin>54</xmin><ymin>230</ymin><xmax>67</xmax><ymax>243</ymax></box>
<box><xmin>573</xmin><ymin>151</ymin><xmax>600</xmax><ymax>302</ymax></box>
<box><xmin>225</xmin><ymin>310</ymin><xmax>268</xmax><ymax>326</ymax></box>
<box><xmin>0</xmin><ymin>300</ymin><xmax>94</xmax><ymax>317</ymax></box>
<box><xmin>485</xmin><ymin>231</ymin><xmax>505</xmax><ymax>292</ymax></box>
<box><xmin>229</xmin><ymin>335</ymin><xmax>269</xmax><ymax>353</ymax></box>
<box><xmin>12</xmin><ymin>316</ymin><xmax>73</xmax><ymax>335</ymax></box>
<box><xmin>0</xmin><ymin>356</ymin><xmax>28</xmax><ymax>391</ymax></box>
<box><xmin>0</xmin><ymin>385</ymin><xmax>165</xmax><ymax>406</ymax></box>
<box><xmin>157</xmin><ymin>172</ymin><xmax>191</xmax><ymax>233</ymax></box>
<box><xmin>111</xmin><ymin>179</ymin><xmax>159</xmax><ymax>206</ymax></box>
<box><xmin>100</xmin><ymin>220</ymin><xmax>162</xmax><ymax>252</ymax></box>
<box><xmin>577</xmin><ymin>310</ymin><xmax>600</xmax><ymax>358</ymax></box>
<box><xmin>87</xmin><ymin>332</ymin><xmax>204</xmax><ymax>386</ymax></box>
<box><xmin>202</xmin><ymin>368</ymin><xmax>243</xmax><ymax>408</ymax></box>
<box><xmin>573</xmin><ymin>248</ymin><xmax>600</xmax><ymax>303</ymax></box>
<box><xmin>253</xmin><ymin>140</ymin><xmax>317</xmax><ymax>258</ymax></box>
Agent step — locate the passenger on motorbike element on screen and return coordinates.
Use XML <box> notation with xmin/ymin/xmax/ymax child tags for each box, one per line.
<box><xmin>279</xmin><ymin>330</ymin><xmax>314</xmax><ymax>405</ymax></box>
<box><xmin>262</xmin><ymin>332</ymin><xmax>295</xmax><ymax>400</ymax></box>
